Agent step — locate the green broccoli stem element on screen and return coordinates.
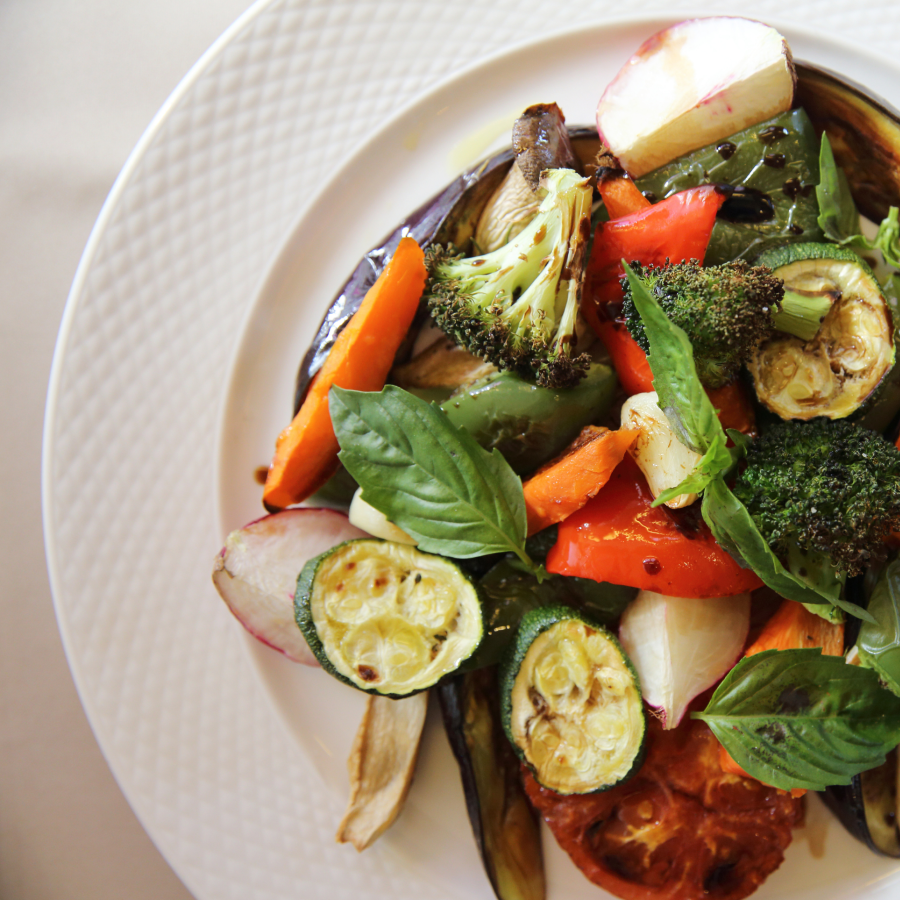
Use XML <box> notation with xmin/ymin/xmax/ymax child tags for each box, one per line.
<box><xmin>772</xmin><ymin>289</ymin><xmax>834</xmax><ymax>341</ymax></box>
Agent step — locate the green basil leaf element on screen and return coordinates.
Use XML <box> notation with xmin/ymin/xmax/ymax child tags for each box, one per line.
<box><xmin>874</xmin><ymin>207</ymin><xmax>900</xmax><ymax>269</ymax></box>
<box><xmin>623</xmin><ymin>263</ymin><xmax>740</xmax><ymax>502</ymax></box>
<box><xmin>653</xmin><ymin>431</ymin><xmax>734</xmax><ymax>507</ymax></box>
<box><xmin>701</xmin><ymin>479</ymin><xmax>873</xmax><ymax>621</ymax></box>
<box><xmin>622</xmin><ymin>263</ymin><xmax>726</xmax><ymax>453</ymax></box>
<box><xmin>695</xmin><ymin>648</ymin><xmax>900</xmax><ymax>792</ymax></box>
<box><xmin>816</xmin><ymin>133</ymin><xmax>861</xmax><ymax>243</ymax></box>
<box><xmin>858</xmin><ymin>556</ymin><xmax>900</xmax><ymax>696</ymax></box>
<box><xmin>330</xmin><ymin>385</ymin><xmax>532</xmax><ymax>567</ymax></box>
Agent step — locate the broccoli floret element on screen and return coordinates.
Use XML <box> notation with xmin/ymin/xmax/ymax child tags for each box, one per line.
<box><xmin>733</xmin><ymin>418</ymin><xmax>900</xmax><ymax>577</ymax></box>
<box><xmin>621</xmin><ymin>259</ymin><xmax>783</xmax><ymax>388</ymax></box>
<box><xmin>424</xmin><ymin>168</ymin><xmax>593</xmax><ymax>389</ymax></box>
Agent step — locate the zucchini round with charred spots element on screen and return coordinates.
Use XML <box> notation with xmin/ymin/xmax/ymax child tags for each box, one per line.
<box><xmin>500</xmin><ymin>605</ymin><xmax>646</xmax><ymax>795</ymax></box>
<box><xmin>749</xmin><ymin>243</ymin><xmax>895</xmax><ymax>420</ymax></box>
<box><xmin>295</xmin><ymin>540</ymin><xmax>483</xmax><ymax>696</ymax></box>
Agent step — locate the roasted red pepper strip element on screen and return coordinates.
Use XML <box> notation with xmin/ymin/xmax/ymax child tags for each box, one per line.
<box><xmin>547</xmin><ymin>455</ymin><xmax>762</xmax><ymax>598</ymax></box>
<box><xmin>582</xmin><ymin>185</ymin><xmax>726</xmax><ymax>396</ymax></box>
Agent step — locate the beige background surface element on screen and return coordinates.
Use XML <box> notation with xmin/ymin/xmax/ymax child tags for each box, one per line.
<box><xmin>1</xmin><ymin>3</ymin><xmax>247</xmax><ymax>897</ymax></box>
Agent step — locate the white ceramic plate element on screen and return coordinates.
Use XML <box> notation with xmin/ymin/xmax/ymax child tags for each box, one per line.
<box><xmin>44</xmin><ymin>2</ymin><xmax>900</xmax><ymax>899</ymax></box>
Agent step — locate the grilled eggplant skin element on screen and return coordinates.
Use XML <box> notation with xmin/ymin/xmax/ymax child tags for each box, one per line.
<box><xmin>293</xmin><ymin>148</ymin><xmax>514</xmax><ymax>412</ymax></box>
<box><xmin>820</xmin><ymin>748</ymin><xmax>900</xmax><ymax>858</ymax></box>
<box><xmin>438</xmin><ymin>668</ymin><xmax>545</xmax><ymax>900</ymax></box>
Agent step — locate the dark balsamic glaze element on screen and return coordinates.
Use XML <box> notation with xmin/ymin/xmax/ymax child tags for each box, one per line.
<box><xmin>641</xmin><ymin>190</ymin><xmax>657</xmax><ymax>204</ymax></box>
<box><xmin>757</xmin><ymin>125</ymin><xmax>789</xmax><ymax>144</ymax></box>
<box><xmin>714</xmin><ymin>184</ymin><xmax>776</xmax><ymax>223</ymax></box>
<box><xmin>764</xmin><ymin>153</ymin><xmax>787</xmax><ymax>169</ymax></box>
<box><xmin>716</xmin><ymin>141</ymin><xmax>737</xmax><ymax>160</ymax></box>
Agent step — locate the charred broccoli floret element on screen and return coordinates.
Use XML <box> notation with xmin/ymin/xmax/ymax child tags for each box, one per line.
<box><xmin>733</xmin><ymin>418</ymin><xmax>900</xmax><ymax>577</ymax></box>
<box><xmin>425</xmin><ymin>168</ymin><xmax>592</xmax><ymax>389</ymax></box>
<box><xmin>621</xmin><ymin>259</ymin><xmax>783</xmax><ymax>387</ymax></box>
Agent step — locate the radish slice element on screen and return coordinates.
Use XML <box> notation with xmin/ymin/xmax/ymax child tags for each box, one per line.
<box><xmin>213</xmin><ymin>508</ymin><xmax>367</xmax><ymax>665</ymax></box>
<box><xmin>618</xmin><ymin>589</ymin><xmax>751</xmax><ymax>728</ymax></box>
<box><xmin>597</xmin><ymin>17</ymin><xmax>795</xmax><ymax>177</ymax></box>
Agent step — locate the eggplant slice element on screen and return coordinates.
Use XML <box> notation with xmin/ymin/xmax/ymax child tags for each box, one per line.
<box><xmin>820</xmin><ymin>747</ymin><xmax>900</xmax><ymax>858</ymax></box>
<box><xmin>438</xmin><ymin>668</ymin><xmax>545</xmax><ymax>900</ymax></box>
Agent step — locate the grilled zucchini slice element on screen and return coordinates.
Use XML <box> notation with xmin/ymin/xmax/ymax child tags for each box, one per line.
<box><xmin>500</xmin><ymin>605</ymin><xmax>646</xmax><ymax>795</ymax></box>
<box><xmin>749</xmin><ymin>243</ymin><xmax>894</xmax><ymax>420</ymax></box>
<box><xmin>295</xmin><ymin>540</ymin><xmax>483</xmax><ymax>696</ymax></box>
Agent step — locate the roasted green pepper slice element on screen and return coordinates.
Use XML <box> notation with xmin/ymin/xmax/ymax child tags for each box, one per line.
<box><xmin>441</xmin><ymin>362</ymin><xmax>616</xmax><ymax>475</ymax></box>
<box><xmin>637</xmin><ymin>108</ymin><xmax>823</xmax><ymax>265</ymax></box>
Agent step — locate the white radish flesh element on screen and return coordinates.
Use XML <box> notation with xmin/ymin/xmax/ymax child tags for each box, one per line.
<box><xmin>213</xmin><ymin>508</ymin><xmax>367</xmax><ymax>665</ymax></box>
<box><xmin>597</xmin><ymin>17</ymin><xmax>795</xmax><ymax>177</ymax></box>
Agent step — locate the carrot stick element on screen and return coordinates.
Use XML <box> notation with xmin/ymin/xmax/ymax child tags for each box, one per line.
<box><xmin>523</xmin><ymin>426</ymin><xmax>639</xmax><ymax>536</ymax></box>
<box><xmin>598</xmin><ymin>174</ymin><xmax>651</xmax><ymax>219</ymax></box>
<box><xmin>719</xmin><ymin>599</ymin><xmax>844</xmax><ymax>793</ymax></box>
<box><xmin>263</xmin><ymin>237</ymin><xmax>427</xmax><ymax>510</ymax></box>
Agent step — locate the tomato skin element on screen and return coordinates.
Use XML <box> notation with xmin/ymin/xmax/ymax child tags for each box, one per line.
<box><xmin>546</xmin><ymin>456</ymin><xmax>762</xmax><ymax>598</ymax></box>
<box><xmin>523</xmin><ymin>717</ymin><xmax>803</xmax><ymax>900</ymax></box>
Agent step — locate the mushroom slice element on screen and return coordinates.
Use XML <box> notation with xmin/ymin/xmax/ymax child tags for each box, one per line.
<box><xmin>336</xmin><ymin>691</ymin><xmax>429</xmax><ymax>851</ymax></box>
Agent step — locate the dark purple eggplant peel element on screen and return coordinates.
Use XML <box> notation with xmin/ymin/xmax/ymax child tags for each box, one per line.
<box><xmin>293</xmin><ymin>120</ymin><xmax>596</xmax><ymax>412</ymax></box>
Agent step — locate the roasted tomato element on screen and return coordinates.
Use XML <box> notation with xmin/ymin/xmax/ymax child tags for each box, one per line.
<box><xmin>523</xmin><ymin>716</ymin><xmax>803</xmax><ymax>900</ymax></box>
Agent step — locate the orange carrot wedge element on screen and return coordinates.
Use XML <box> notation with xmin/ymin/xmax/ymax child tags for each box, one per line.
<box><xmin>523</xmin><ymin>426</ymin><xmax>639</xmax><ymax>536</ymax></box>
<box><xmin>598</xmin><ymin>172</ymin><xmax>651</xmax><ymax>219</ymax></box>
<box><xmin>263</xmin><ymin>237</ymin><xmax>427</xmax><ymax>510</ymax></box>
<box><xmin>719</xmin><ymin>599</ymin><xmax>844</xmax><ymax>793</ymax></box>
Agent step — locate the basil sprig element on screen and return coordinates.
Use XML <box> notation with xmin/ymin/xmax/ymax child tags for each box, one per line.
<box><xmin>329</xmin><ymin>384</ymin><xmax>537</xmax><ymax>572</ymax></box>
<box><xmin>623</xmin><ymin>260</ymin><xmax>870</xmax><ymax>618</ymax></box>
<box><xmin>817</xmin><ymin>133</ymin><xmax>900</xmax><ymax>267</ymax></box>
<box><xmin>696</xmin><ymin>648</ymin><xmax>900</xmax><ymax>792</ymax></box>
<box><xmin>622</xmin><ymin>262</ymin><xmax>739</xmax><ymax>503</ymax></box>
<box><xmin>858</xmin><ymin>557</ymin><xmax>900</xmax><ymax>695</ymax></box>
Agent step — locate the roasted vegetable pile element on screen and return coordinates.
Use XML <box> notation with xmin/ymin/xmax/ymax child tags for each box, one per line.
<box><xmin>215</xmin><ymin>15</ymin><xmax>900</xmax><ymax>900</ymax></box>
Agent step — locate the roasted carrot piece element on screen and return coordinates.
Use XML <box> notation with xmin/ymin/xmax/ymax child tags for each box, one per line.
<box><xmin>719</xmin><ymin>599</ymin><xmax>844</xmax><ymax>792</ymax></box>
<box><xmin>523</xmin><ymin>426</ymin><xmax>639</xmax><ymax>536</ymax></box>
<box><xmin>263</xmin><ymin>237</ymin><xmax>427</xmax><ymax>510</ymax></box>
<box><xmin>598</xmin><ymin>174</ymin><xmax>651</xmax><ymax>219</ymax></box>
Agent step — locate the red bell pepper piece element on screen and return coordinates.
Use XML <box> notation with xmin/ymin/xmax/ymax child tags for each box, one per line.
<box><xmin>582</xmin><ymin>185</ymin><xmax>726</xmax><ymax>396</ymax></box>
<box><xmin>546</xmin><ymin>455</ymin><xmax>762</xmax><ymax>599</ymax></box>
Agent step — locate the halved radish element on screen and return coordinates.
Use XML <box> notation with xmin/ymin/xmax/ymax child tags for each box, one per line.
<box><xmin>212</xmin><ymin>508</ymin><xmax>367</xmax><ymax>664</ymax></box>
<box><xmin>618</xmin><ymin>589</ymin><xmax>750</xmax><ymax>728</ymax></box>
<box><xmin>597</xmin><ymin>17</ymin><xmax>795</xmax><ymax>177</ymax></box>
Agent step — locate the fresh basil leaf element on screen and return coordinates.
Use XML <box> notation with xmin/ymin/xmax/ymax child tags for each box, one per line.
<box><xmin>816</xmin><ymin>133</ymin><xmax>861</xmax><ymax>243</ymax></box>
<box><xmin>874</xmin><ymin>207</ymin><xmax>900</xmax><ymax>269</ymax></box>
<box><xmin>701</xmin><ymin>479</ymin><xmax>873</xmax><ymax>621</ymax></box>
<box><xmin>653</xmin><ymin>431</ymin><xmax>733</xmax><ymax>507</ymax></box>
<box><xmin>623</xmin><ymin>262</ymin><xmax>721</xmax><ymax>452</ymax></box>
<box><xmin>623</xmin><ymin>263</ymin><xmax>740</xmax><ymax>501</ymax></box>
<box><xmin>695</xmin><ymin>648</ymin><xmax>900</xmax><ymax>792</ymax></box>
<box><xmin>858</xmin><ymin>556</ymin><xmax>900</xmax><ymax>696</ymax></box>
<box><xmin>330</xmin><ymin>385</ymin><xmax>533</xmax><ymax>568</ymax></box>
